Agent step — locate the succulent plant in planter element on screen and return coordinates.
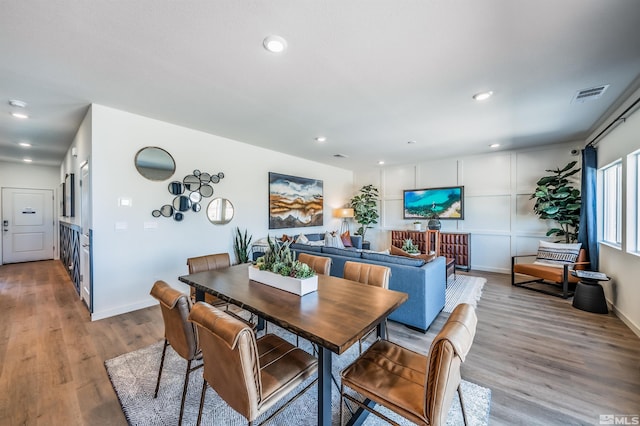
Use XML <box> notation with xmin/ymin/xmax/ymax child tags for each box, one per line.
<box><xmin>233</xmin><ymin>227</ymin><xmax>252</xmax><ymax>264</ymax></box>
<box><xmin>402</xmin><ymin>238</ymin><xmax>420</xmax><ymax>254</ymax></box>
<box><xmin>255</xmin><ymin>237</ymin><xmax>316</xmax><ymax>279</ymax></box>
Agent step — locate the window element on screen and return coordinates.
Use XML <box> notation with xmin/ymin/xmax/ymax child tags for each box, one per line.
<box><xmin>601</xmin><ymin>161</ymin><xmax>622</xmax><ymax>245</ymax></box>
<box><xmin>628</xmin><ymin>150</ymin><xmax>640</xmax><ymax>254</ymax></box>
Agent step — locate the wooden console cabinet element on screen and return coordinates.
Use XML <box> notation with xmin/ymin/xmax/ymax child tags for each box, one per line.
<box><xmin>390</xmin><ymin>230</ymin><xmax>471</xmax><ymax>271</ymax></box>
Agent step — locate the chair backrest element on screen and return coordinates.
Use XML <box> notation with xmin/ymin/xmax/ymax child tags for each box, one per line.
<box><xmin>298</xmin><ymin>253</ymin><xmax>332</xmax><ymax>275</ymax></box>
<box><xmin>150</xmin><ymin>280</ymin><xmax>199</xmax><ymax>361</ymax></box>
<box><xmin>424</xmin><ymin>303</ymin><xmax>477</xmax><ymax>424</ymax></box>
<box><xmin>343</xmin><ymin>261</ymin><xmax>391</xmax><ymax>289</ymax></box>
<box><xmin>188</xmin><ymin>302</ymin><xmax>261</xmax><ymax>420</ymax></box>
<box><xmin>187</xmin><ymin>253</ymin><xmax>231</xmax><ymax>274</ymax></box>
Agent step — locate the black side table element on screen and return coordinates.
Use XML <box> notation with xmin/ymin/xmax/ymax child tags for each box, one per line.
<box><xmin>361</xmin><ymin>241</ymin><xmax>371</xmax><ymax>250</ymax></box>
<box><xmin>571</xmin><ymin>271</ymin><xmax>609</xmax><ymax>314</ymax></box>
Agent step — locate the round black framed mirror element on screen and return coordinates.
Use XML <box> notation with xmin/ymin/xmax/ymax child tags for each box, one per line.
<box><xmin>134</xmin><ymin>147</ymin><xmax>176</xmax><ymax>181</ymax></box>
<box><xmin>192</xmin><ymin>203</ymin><xmax>201</xmax><ymax>212</ymax></box>
<box><xmin>200</xmin><ymin>184</ymin><xmax>214</xmax><ymax>198</ymax></box>
<box><xmin>189</xmin><ymin>191</ymin><xmax>202</xmax><ymax>203</ymax></box>
<box><xmin>168</xmin><ymin>181</ymin><xmax>184</xmax><ymax>195</ymax></box>
<box><xmin>160</xmin><ymin>204</ymin><xmax>174</xmax><ymax>217</ymax></box>
<box><xmin>183</xmin><ymin>175</ymin><xmax>201</xmax><ymax>192</ymax></box>
<box><xmin>173</xmin><ymin>195</ymin><xmax>192</xmax><ymax>212</ymax></box>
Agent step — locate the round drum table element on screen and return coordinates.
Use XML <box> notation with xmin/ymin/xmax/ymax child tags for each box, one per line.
<box><xmin>571</xmin><ymin>271</ymin><xmax>609</xmax><ymax>314</ymax></box>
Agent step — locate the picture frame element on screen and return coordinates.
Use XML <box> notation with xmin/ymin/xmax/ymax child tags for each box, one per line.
<box><xmin>403</xmin><ymin>186</ymin><xmax>464</xmax><ymax>220</ymax></box>
<box><xmin>269</xmin><ymin>172</ymin><xmax>323</xmax><ymax>229</ymax></box>
<box><xmin>64</xmin><ymin>173</ymin><xmax>75</xmax><ymax>217</ymax></box>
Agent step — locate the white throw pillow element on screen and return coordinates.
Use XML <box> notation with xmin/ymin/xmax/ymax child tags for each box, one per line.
<box><xmin>533</xmin><ymin>240</ymin><xmax>581</xmax><ymax>268</ymax></box>
<box><xmin>324</xmin><ymin>231</ymin><xmax>345</xmax><ymax>248</ymax></box>
<box><xmin>295</xmin><ymin>233</ymin><xmax>309</xmax><ymax>244</ymax></box>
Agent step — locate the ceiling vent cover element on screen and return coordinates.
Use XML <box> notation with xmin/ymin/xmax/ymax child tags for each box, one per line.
<box><xmin>572</xmin><ymin>85</ymin><xmax>609</xmax><ymax>103</ymax></box>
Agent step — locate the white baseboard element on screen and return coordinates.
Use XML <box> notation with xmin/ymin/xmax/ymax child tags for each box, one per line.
<box><xmin>91</xmin><ymin>298</ymin><xmax>158</xmax><ymax>321</ymax></box>
<box><xmin>609</xmin><ymin>302</ymin><xmax>640</xmax><ymax>338</ymax></box>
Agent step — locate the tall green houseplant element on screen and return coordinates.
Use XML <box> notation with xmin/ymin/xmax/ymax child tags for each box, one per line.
<box><xmin>349</xmin><ymin>184</ymin><xmax>379</xmax><ymax>242</ymax></box>
<box><xmin>530</xmin><ymin>161</ymin><xmax>581</xmax><ymax>243</ymax></box>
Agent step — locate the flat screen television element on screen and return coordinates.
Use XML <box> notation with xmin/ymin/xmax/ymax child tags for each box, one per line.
<box><xmin>403</xmin><ymin>186</ymin><xmax>464</xmax><ymax>220</ymax></box>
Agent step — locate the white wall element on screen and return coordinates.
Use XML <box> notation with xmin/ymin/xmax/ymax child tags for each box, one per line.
<box><xmin>87</xmin><ymin>104</ymin><xmax>353</xmax><ymax>320</ymax></box>
<box><xmin>593</xmin><ymin>88</ymin><xmax>640</xmax><ymax>336</ymax></box>
<box><xmin>356</xmin><ymin>142</ymin><xmax>583</xmax><ymax>273</ymax></box>
<box><xmin>0</xmin><ymin>161</ymin><xmax>61</xmax><ymax>263</ymax></box>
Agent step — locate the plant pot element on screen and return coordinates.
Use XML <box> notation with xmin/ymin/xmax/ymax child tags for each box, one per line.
<box><xmin>248</xmin><ymin>265</ymin><xmax>318</xmax><ymax>296</ymax></box>
<box><xmin>427</xmin><ymin>218</ymin><xmax>441</xmax><ymax>230</ymax></box>
<box><xmin>413</xmin><ymin>223</ymin><xmax>422</xmax><ymax>231</ymax></box>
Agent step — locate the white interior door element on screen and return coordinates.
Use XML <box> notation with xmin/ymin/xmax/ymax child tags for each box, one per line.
<box><xmin>80</xmin><ymin>162</ymin><xmax>92</xmax><ymax>310</ymax></box>
<box><xmin>2</xmin><ymin>188</ymin><xmax>54</xmax><ymax>263</ymax></box>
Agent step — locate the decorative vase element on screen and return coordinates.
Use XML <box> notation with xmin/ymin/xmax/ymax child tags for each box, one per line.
<box><xmin>248</xmin><ymin>265</ymin><xmax>318</xmax><ymax>296</ymax></box>
<box><xmin>427</xmin><ymin>218</ymin><xmax>441</xmax><ymax>230</ymax></box>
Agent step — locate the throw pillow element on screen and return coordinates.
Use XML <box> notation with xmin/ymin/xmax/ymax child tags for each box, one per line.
<box><xmin>340</xmin><ymin>230</ymin><xmax>353</xmax><ymax>247</ymax></box>
<box><xmin>280</xmin><ymin>234</ymin><xmax>291</xmax><ymax>242</ymax></box>
<box><xmin>295</xmin><ymin>233</ymin><xmax>309</xmax><ymax>244</ymax></box>
<box><xmin>533</xmin><ymin>240</ymin><xmax>582</xmax><ymax>268</ymax></box>
<box><xmin>325</xmin><ymin>231</ymin><xmax>345</xmax><ymax>249</ymax></box>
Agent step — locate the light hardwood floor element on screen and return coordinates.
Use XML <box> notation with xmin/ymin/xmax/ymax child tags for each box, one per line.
<box><xmin>1</xmin><ymin>260</ymin><xmax>639</xmax><ymax>425</ymax></box>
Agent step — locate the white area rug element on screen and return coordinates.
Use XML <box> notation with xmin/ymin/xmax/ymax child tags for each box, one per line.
<box><xmin>444</xmin><ymin>274</ymin><xmax>486</xmax><ymax>313</ymax></box>
<box><xmin>106</xmin><ymin>326</ymin><xmax>491</xmax><ymax>425</ymax></box>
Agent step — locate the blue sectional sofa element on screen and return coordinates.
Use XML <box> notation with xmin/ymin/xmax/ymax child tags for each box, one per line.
<box><xmin>285</xmin><ymin>232</ymin><xmax>446</xmax><ymax>332</ymax></box>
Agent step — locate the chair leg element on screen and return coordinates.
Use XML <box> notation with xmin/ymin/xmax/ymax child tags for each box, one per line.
<box><xmin>178</xmin><ymin>359</ymin><xmax>192</xmax><ymax>426</ymax></box>
<box><xmin>340</xmin><ymin>383</ymin><xmax>344</xmax><ymax>426</ymax></box>
<box><xmin>197</xmin><ymin>379</ymin><xmax>207</xmax><ymax>426</ymax></box>
<box><xmin>154</xmin><ymin>339</ymin><xmax>169</xmax><ymax>398</ymax></box>
<box><xmin>458</xmin><ymin>383</ymin><xmax>468</xmax><ymax>426</ymax></box>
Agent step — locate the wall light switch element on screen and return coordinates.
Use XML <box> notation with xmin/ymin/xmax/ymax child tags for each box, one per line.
<box><xmin>115</xmin><ymin>221</ymin><xmax>128</xmax><ymax>230</ymax></box>
<box><xmin>118</xmin><ymin>198</ymin><xmax>132</xmax><ymax>207</ymax></box>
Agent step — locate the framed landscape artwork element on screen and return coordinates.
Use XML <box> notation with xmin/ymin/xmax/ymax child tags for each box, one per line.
<box><xmin>269</xmin><ymin>172</ymin><xmax>323</xmax><ymax>229</ymax></box>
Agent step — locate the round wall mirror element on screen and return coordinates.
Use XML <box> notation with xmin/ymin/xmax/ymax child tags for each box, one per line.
<box><xmin>207</xmin><ymin>198</ymin><xmax>234</xmax><ymax>224</ymax></box>
<box><xmin>134</xmin><ymin>147</ymin><xmax>176</xmax><ymax>181</ymax></box>
<box><xmin>173</xmin><ymin>195</ymin><xmax>192</xmax><ymax>212</ymax></box>
<box><xmin>183</xmin><ymin>175</ymin><xmax>201</xmax><ymax>192</ymax></box>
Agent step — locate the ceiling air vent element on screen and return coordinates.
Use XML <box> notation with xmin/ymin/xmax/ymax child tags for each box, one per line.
<box><xmin>572</xmin><ymin>85</ymin><xmax>609</xmax><ymax>103</ymax></box>
<box><xmin>333</xmin><ymin>153</ymin><xmax>349</xmax><ymax>158</ymax></box>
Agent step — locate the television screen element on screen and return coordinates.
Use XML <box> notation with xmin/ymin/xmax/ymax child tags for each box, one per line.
<box><xmin>403</xmin><ymin>186</ymin><xmax>464</xmax><ymax>220</ymax></box>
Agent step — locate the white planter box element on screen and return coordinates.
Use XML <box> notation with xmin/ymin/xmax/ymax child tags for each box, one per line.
<box><xmin>248</xmin><ymin>266</ymin><xmax>318</xmax><ymax>296</ymax></box>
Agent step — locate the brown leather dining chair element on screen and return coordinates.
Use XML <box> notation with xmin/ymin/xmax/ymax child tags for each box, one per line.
<box><xmin>297</xmin><ymin>252</ymin><xmax>332</xmax><ymax>275</ymax></box>
<box><xmin>186</xmin><ymin>253</ymin><xmax>232</xmax><ymax>306</ymax></box>
<box><xmin>343</xmin><ymin>261</ymin><xmax>391</xmax><ymax>352</ymax></box>
<box><xmin>188</xmin><ymin>302</ymin><xmax>319</xmax><ymax>425</ymax></box>
<box><xmin>187</xmin><ymin>253</ymin><xmax>257</xmax><ymax>329</ymax></box>
<box><xmin>149</xmin><ymin>280</ymin><xmax>202</xmax><ymax>426</ymax></box>
<box><xmin>340</xmin><ymin>303</ymin><xmax>478</xmax><ymax>426</ymax></box>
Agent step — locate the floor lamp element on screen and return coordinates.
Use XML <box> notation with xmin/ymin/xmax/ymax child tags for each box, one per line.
<box><xmin>334</xmin><ymin>208</ymin><xmax>354</xmax><ymax>234</ymax></box>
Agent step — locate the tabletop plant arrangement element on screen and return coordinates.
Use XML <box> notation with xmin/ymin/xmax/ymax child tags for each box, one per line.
<box><xmin>251</xmin><ymin>236</ymin><xmax>317</xmax><ymax>295</ymax></box>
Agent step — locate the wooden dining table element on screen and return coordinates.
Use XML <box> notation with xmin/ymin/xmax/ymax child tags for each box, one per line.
<box><xmin>178</xmin><ymin>263</ymin><xmax>408</xmax><ymax>426</ymax></box>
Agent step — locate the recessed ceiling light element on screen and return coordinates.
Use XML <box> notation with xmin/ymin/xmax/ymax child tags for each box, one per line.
<box><xmin>263</xmin><ymin>35</ymin><xmax>287</xmax><ymax>53</ymax></box>
<box><xmin>489</xmin><ymin>143</ymin><xmax>500</xmax><ymax>148</ymax></box>
<box><xmin>378</xmin><ymin>161</ymin><xmax>385</xmax><ymax>165</ymax></box>
<box><xmin>473</xmin><ymin>91</ymin><xmax>493</xmax><ymax>101</ymax></box>
<box><xmin>9</xmin><ymin>99</ymin><xmax>27</xmax><ymax>108</ymax></box>
<box><xmin>18</xmin><ymin>142</ymin><xmax>32</xmax><ymax>148</ymax></box>
<box><xmin>23</xmin><ymin>157</ymin><xmax>32</xmax><ymax>163</ymax></box>
<box><xmin>315</xmin><ymin>136</ymin><xmax>327</xmax><ymax>143</ymax></box>
<box><xmin>11</xmin><ymin>112</ymin><xmax>29</xmax><ymax>119</ymax></box>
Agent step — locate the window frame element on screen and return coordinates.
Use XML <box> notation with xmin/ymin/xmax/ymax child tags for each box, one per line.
<box><xmin>599</xmin><ymin>159</ymin><xmax>622</xmax><ymax>248</ymax></box>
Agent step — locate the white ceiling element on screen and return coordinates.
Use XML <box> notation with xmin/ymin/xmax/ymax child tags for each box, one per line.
<box><xmin>1</xmin><ymin>0</ymin><xmax>640</xmax><ymax>171</ymax></box>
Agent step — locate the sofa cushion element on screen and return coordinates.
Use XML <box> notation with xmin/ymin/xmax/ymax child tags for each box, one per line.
<box><xmin>295</xmin><ymin>233</ymin><xmax>309</xmax><ymax>244</ymax></box>
<box><xmin>324</xmin><ymin>231</ymin><xmax>345</xmax><ymax>248</ymax></box>
<box><xmin>533</xmin><ymin>240</ymin><xmax>581</xmax><ymax>268</ymax></box>
<box><xmin>361</xmin><ymin>251</ymin><xmax>426</xmax><ymax>267</ymax></box>
<box><xmin>340</xmin><ymin>230</ymin><xmax>353</xmax><ymax>247</ymax></box>
<box><xmin>321</xmin><ymin>246</ymin><xmax>362</xmax><ymax>258</ymax></box>
<box><xmin>290</xmin><ymin>243</ymin><xmax>323</xmax><ymax>253</ymax></box>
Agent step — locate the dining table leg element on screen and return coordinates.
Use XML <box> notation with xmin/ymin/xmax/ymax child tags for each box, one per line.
<box><xmin>318</xmin><ymin>346</ymin><xmax>332</xmax><ymax>426</ymax></box>
<box><xmin>195</xmin><ymin>288</ymin><xmax>204</xmax><ymax>302</ymax></box>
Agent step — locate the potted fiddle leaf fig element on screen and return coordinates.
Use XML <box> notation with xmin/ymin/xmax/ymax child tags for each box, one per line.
<box><xmin>530</xmin><ymin>161</ymin><xmax>581</xmax><ymax>243</ymax></box>
<box><xmin>349</xmin><ymin>184</ymin><xmax>379</xmax><ymax>242</ymax></box>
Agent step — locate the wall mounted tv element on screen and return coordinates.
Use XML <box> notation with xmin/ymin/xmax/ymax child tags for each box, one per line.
<box><xmin>403</xmin><ymin>186</ymin><xmax>464</xmax><ymax>220</ymax></box>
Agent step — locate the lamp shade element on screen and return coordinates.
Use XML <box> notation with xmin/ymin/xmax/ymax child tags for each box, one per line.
<box><xmin>334</xmin><ymin>208</ymin><xmax>354</xmax><ymax>218</ymax></box>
